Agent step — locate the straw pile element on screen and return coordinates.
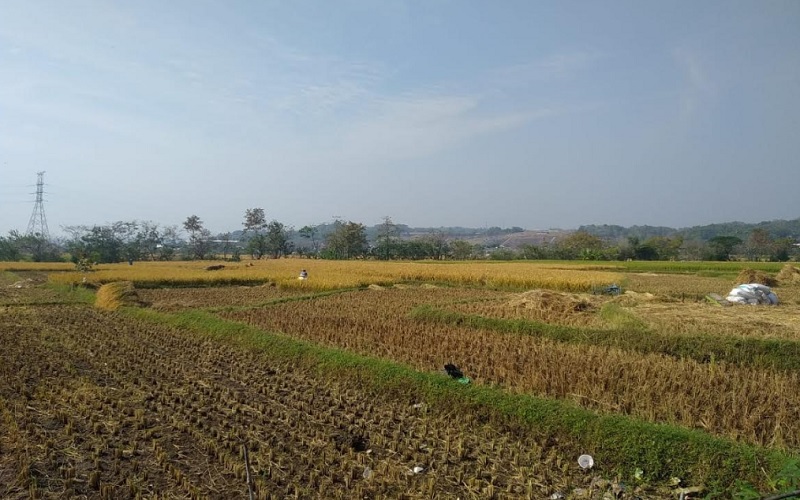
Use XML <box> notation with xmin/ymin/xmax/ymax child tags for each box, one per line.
<box><xmin>508</xmin><ymin>289</ymin><xmax>597</xmax><ymax>319</ymax></box>
<box><xmin>776</xmin><ymin>264</ymin><xmax>800</xmax><ymax>284</ymax></box>
<box><xmin>734</xmin><ymin>269</ymin><xmax>777</xmax><ymax>287</ymax></box>
<box><xmin>95</xmin><ymin>281</ymin><xmax>147</xmax><ymax>310</ymax></box>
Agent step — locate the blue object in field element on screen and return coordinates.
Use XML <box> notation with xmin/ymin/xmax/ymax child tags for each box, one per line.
<box><xmin>594</xmin><ymin>283</ymin><xmax>621</xmax><ymax>295</ymax></box>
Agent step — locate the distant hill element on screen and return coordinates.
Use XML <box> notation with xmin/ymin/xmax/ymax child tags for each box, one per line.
<box><xmin>228</xmin><ymin>218</ymin><xmax>800</xmax><ymax>250</ymax></box>
<box><xmin>580</xmin><ymin>218</ymin><xmax>800</xmax><ymax>242</ymax></box>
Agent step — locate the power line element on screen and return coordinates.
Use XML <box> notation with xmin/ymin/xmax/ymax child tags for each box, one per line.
<box><xmin>25</xmin><ymin>171</ymin><xmax>50</xmax><ymax>240</ymax></box>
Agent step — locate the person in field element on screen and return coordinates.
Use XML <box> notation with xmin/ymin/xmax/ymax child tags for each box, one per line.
<box><xmin>299</xmin><ymin>269</ymin><xmax>308</xmax><ymax>280</ymax></box>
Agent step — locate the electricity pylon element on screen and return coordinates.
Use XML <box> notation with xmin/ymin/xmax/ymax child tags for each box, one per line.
<box><xmin>25</xmin><ymin>171</ymin><xmax>50</xmax><ymax>240</ymax></box>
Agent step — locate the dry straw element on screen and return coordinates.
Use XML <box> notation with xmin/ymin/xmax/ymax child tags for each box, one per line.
<box><xmin>777</xmin><ymin>264</ymin><xmax>800</xmax><ymax>284</ymax></box>
<box><xmin>734</xmin><ymin>269</ymin><xmax>777</xmax><ymax>287</ymax></box>
<box><xmin>94</xmin><ymin>281</ymin><xmax>145</xmax><ymax>310</ymax></box>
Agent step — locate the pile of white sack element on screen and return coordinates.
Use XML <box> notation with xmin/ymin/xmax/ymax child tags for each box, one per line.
<box><xmin>726</xmin><ymin>283</ymin><xmax>779</xmax><ymax>305</ymax></box>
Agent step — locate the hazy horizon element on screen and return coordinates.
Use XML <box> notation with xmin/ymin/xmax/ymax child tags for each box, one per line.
<box><xmin>2</xmin><ymin>1</ymin><xmax>799</xmax><ymax>236</ymax></box>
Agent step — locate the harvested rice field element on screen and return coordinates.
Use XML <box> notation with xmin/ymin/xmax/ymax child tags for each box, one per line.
<box><xmin>2</xmin><ymin>260</ymin><xmax>800</xmax><ymax>498</ymax></box>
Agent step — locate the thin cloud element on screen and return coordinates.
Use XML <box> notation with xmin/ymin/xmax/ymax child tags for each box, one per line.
<box><xmin>489</xmin><ymin>50</ymin><xmax>605</xmax><ymax>86</ymax></box>
<box><xmin>286</xmin><ymin>94</ymin><xmax>550</xmax><ymax>168</ymax></box>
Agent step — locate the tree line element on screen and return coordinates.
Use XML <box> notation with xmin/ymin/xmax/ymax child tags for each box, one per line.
<box><xmin>486</xmin><ymin>229</ymin><xmax>797</xmax><ymax>262</ymax></box>
<box><xmin>0</xmin><ymin>210</ymin><xmax>797</xmax><ymax>263</ymax></box>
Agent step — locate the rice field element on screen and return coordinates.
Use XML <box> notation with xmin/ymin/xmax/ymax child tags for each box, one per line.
<box><xmin>2</xmin><ymin>259</ymin><xmax>800</xmax><ymax>497</ymax></box>
<box><xmin>47</xmin><ymin>259</ymin><xmax>623</xmax><ymax>292</ymax></box>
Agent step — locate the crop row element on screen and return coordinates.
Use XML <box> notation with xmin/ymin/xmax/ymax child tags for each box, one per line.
<box><xmin>0</xmin><ymin>304</ymin><xmax>621</xmax><ymax>499</ymax></box>
<box><xmin>136</xmin><ymin>285</ymin><xmax>341</xmax><ymax>311</ymax></box>
<box><xmin>449</xmin><ymin>292</ymin><xmax>800</xmax><ymax>341</ymax></box>
<box><xmin>215</xmin><ymin>287</ymin><xmax>800</xmax><ymax>449</ymax></box>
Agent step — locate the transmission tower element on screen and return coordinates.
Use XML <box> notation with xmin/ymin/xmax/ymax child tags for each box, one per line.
<box><xmin>26</xmin><ymin>171</ymin><xmax>50</xmax><ymax>240</ymax></box>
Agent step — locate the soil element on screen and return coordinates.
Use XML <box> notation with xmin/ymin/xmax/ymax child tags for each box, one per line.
<box><xmin>0</xmin><ymin>285</ymin><xmax>643</xmax><ymax>499</ymax></box>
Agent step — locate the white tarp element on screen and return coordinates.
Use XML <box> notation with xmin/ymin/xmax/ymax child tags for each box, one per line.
<box><xmin>726</xmin><ymin>283</ymin><xmax>779</xmax><ymax>305</ymax></box>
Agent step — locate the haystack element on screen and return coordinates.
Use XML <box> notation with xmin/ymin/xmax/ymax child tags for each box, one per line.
<box><xmin>508</xmin><ymin>289</ymin><xmax>597</xmax><ymax>317</ymax></box>
<box><xmin>734</xmin><ymin>269</ymin><xmax>777</xmax><ymax>287</ymax></box>
<box><xmin>776</xmin><ymin>264</ymin><xmax>800</xmax><ymax>284</ymax></box>
<box><xmin>95</xmin><ymin>281</ymin><xmax>147</xmax><ymax>310</ymax></box>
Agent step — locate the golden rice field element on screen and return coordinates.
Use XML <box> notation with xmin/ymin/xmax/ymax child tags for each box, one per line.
<box><xmin>47</xmin><ymin>259</ymin><xmax>623</xmax><ymax>292</ymax></box>
<box><xmin>3</xmin><ymin>259</ymin><xmax>800</xmax><ymax>497</ymax></box>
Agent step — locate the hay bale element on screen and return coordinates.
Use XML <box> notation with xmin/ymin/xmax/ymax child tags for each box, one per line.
<box><xmin>776</xmin><ymin>264</ymin><xmax>800</xmax><ymax>284</ymax></box>
<box><xmin>734</xmin><ymin>269</ymin><xmax>777</xmax><ymax>287</ymax></box>
<box><xmin>95</xmin><ymin>281</ymin><xmax>147</xmax><ymax>311</ymax></box>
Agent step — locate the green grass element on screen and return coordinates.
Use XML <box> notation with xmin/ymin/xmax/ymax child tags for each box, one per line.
<box><xmin>0</xmin><ymin>275</ymin><xmax>96</xmax><ymax>306</ymax></box>
<box><xmin>124</xmin><ymin>306</ymin><xmax>797</xmax><ymax>493</ymax></box>
<box><xmin>47</xmin><ymin>283</ymin><xmax>97</xmax><ymax>304</ymax></box>
<box><xmin>410</xmin><ymin>305</ymin><xmax>800</xmax><ymax>372</ymax></box>
<box><xmin>412</xmin><ymin>259</ymin><xmax>785</xmax><ymax>274</ymax></box>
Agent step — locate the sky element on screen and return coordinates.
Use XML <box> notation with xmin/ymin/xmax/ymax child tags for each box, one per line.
<box><xmin>1</xmin><ymin>0</ymin><xmax>799</xmax><ymax>237</ymax></box>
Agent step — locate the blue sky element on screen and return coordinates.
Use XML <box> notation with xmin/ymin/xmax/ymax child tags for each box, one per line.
<box><xmin>1</xmin><ymin>0</ymin><xmax>799</xmax><ymax>236</ymax></box>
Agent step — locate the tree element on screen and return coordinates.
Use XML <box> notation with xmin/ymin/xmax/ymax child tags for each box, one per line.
<box><xmin>243</xmin><ymin>208</ymin><xmax>267</xmax><ymax>234</ymax></box>
<box><xmin>298</xmin><ymin>225</ymin><xmax>320</xmax><ymax>256</ymax></box>
<box><xmin>679</xmin><ymin>239</ymin><xmax>708</xmax><ymax>261</ymax></box>
<box><xmin>489</xmin><ymin>248</ymin><xmax>517</xmax><ymax>260</ymax></box>
<box><xmin>633</xmin><ymin>243</ymin><xmax>659</xmax><ymax>261</ymax></box>
<box><xmin>771</xmin><ymin>238</ymin><xmax>795</xmax><ymax>262</ymax></box>
<box><xmin>0</xmin><ymin>232</ymin><xmax>21</xmax><ymax>261</ymax></box>
<box><xmin>246</xmin><ymin>234</ymin><xmax>268</xmax><ymax>260</ymax></box>
<box><xmin>86</xmin><ymin>225</ymin><xmax>123</xmax><ymax>263</ymax></box>
<box><xmin>183</xmin><ymin>215</ymin><xmax>211</xmax><ymax>260</ymax></box>
<box><xmin>156</xmin><ymin>225</ymin><xmax>180</xmax><ymax>261</ymax></box>
<box><xmin>418</xmin><ymin>230</ymin><xmax>449</xmax><ymax>260</ymax></box>
<box><xmin>218</xmin><ymin>232</ymin><xmax>234</xmax><ymax>260</ymax></box>
<box><xmin>518</xmin><ymin>243</ymin><xmax>547</xmax><ymax>260</ymax></box>
<box><xmin>643</xmin><ymin>236</ymin><xmax>683</xmax><ymax>261</ymax></box>
<box><xmin>265</xmin><ymin>220</ymin><xmax>292</xmax><ymax>258</ymax></box>
<box><xmin>395</xmin><ymin>239</ymin><xmax>434</xmax><ymax>260</ymax></box>
<box><xmin>555</xmin><ymin>231</ymin><xmax>605</xmax><ymax>260</ymax></box>
<box><xmin>184</xmin><ymin>215</ymin><xmax>202</xmax><ymax>235</ymax></box>
<box><xmin>112</xmin><ymin>221</ymin><xmax>140</xmax><ymax>262</ymax></box>
<box><xmin>618</xmin><ymin>236</ymin><xmax>657</xmax><ymax>261</ymax></box>
<box><xmin>13</xmin><ymin>230</ymin><xmax>61</xmax><ymax>262</ymax></box>
<box><xmin>449</xmin><ymin>240</ymin><xmax>475</xmax><ymax>260</ymax></box>
<box><xmin>323</xmin><ymin>221</ymin><xmax>368</xmax><ymax>259</ymax></box>
<box><xmin>133</xmin><ymin>221</ymin><xmax>177</xmax><ymax>261</ymax></box>
<box><xmin>707</xmin><ymin>236</ymin><xmax>742</xmax><ymax>261</ymax></box>
<box><xmin>242</xmin><ymin>208</ymin><xmax>267</xmax><ymax>259</ymax></box>
<box><xmin>375</xmin><ymin>216</ymin><xmax>399</xmax><ymax>260</ymax></box>
<box><xmin>65</xmin><ymin>224</ymin><xmax>122</xmax><ymax>263</ymax></box>
<box><xmin>743</xmin><ymin>228</ymin><xmax>772</xmax><ymax>261</ymax></box>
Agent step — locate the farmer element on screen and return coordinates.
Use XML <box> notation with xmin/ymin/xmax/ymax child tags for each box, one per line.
<box><xmin>299</xmin><ymin>269</ymin><xmax>308</xmax><ymax>280</ymax></box>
